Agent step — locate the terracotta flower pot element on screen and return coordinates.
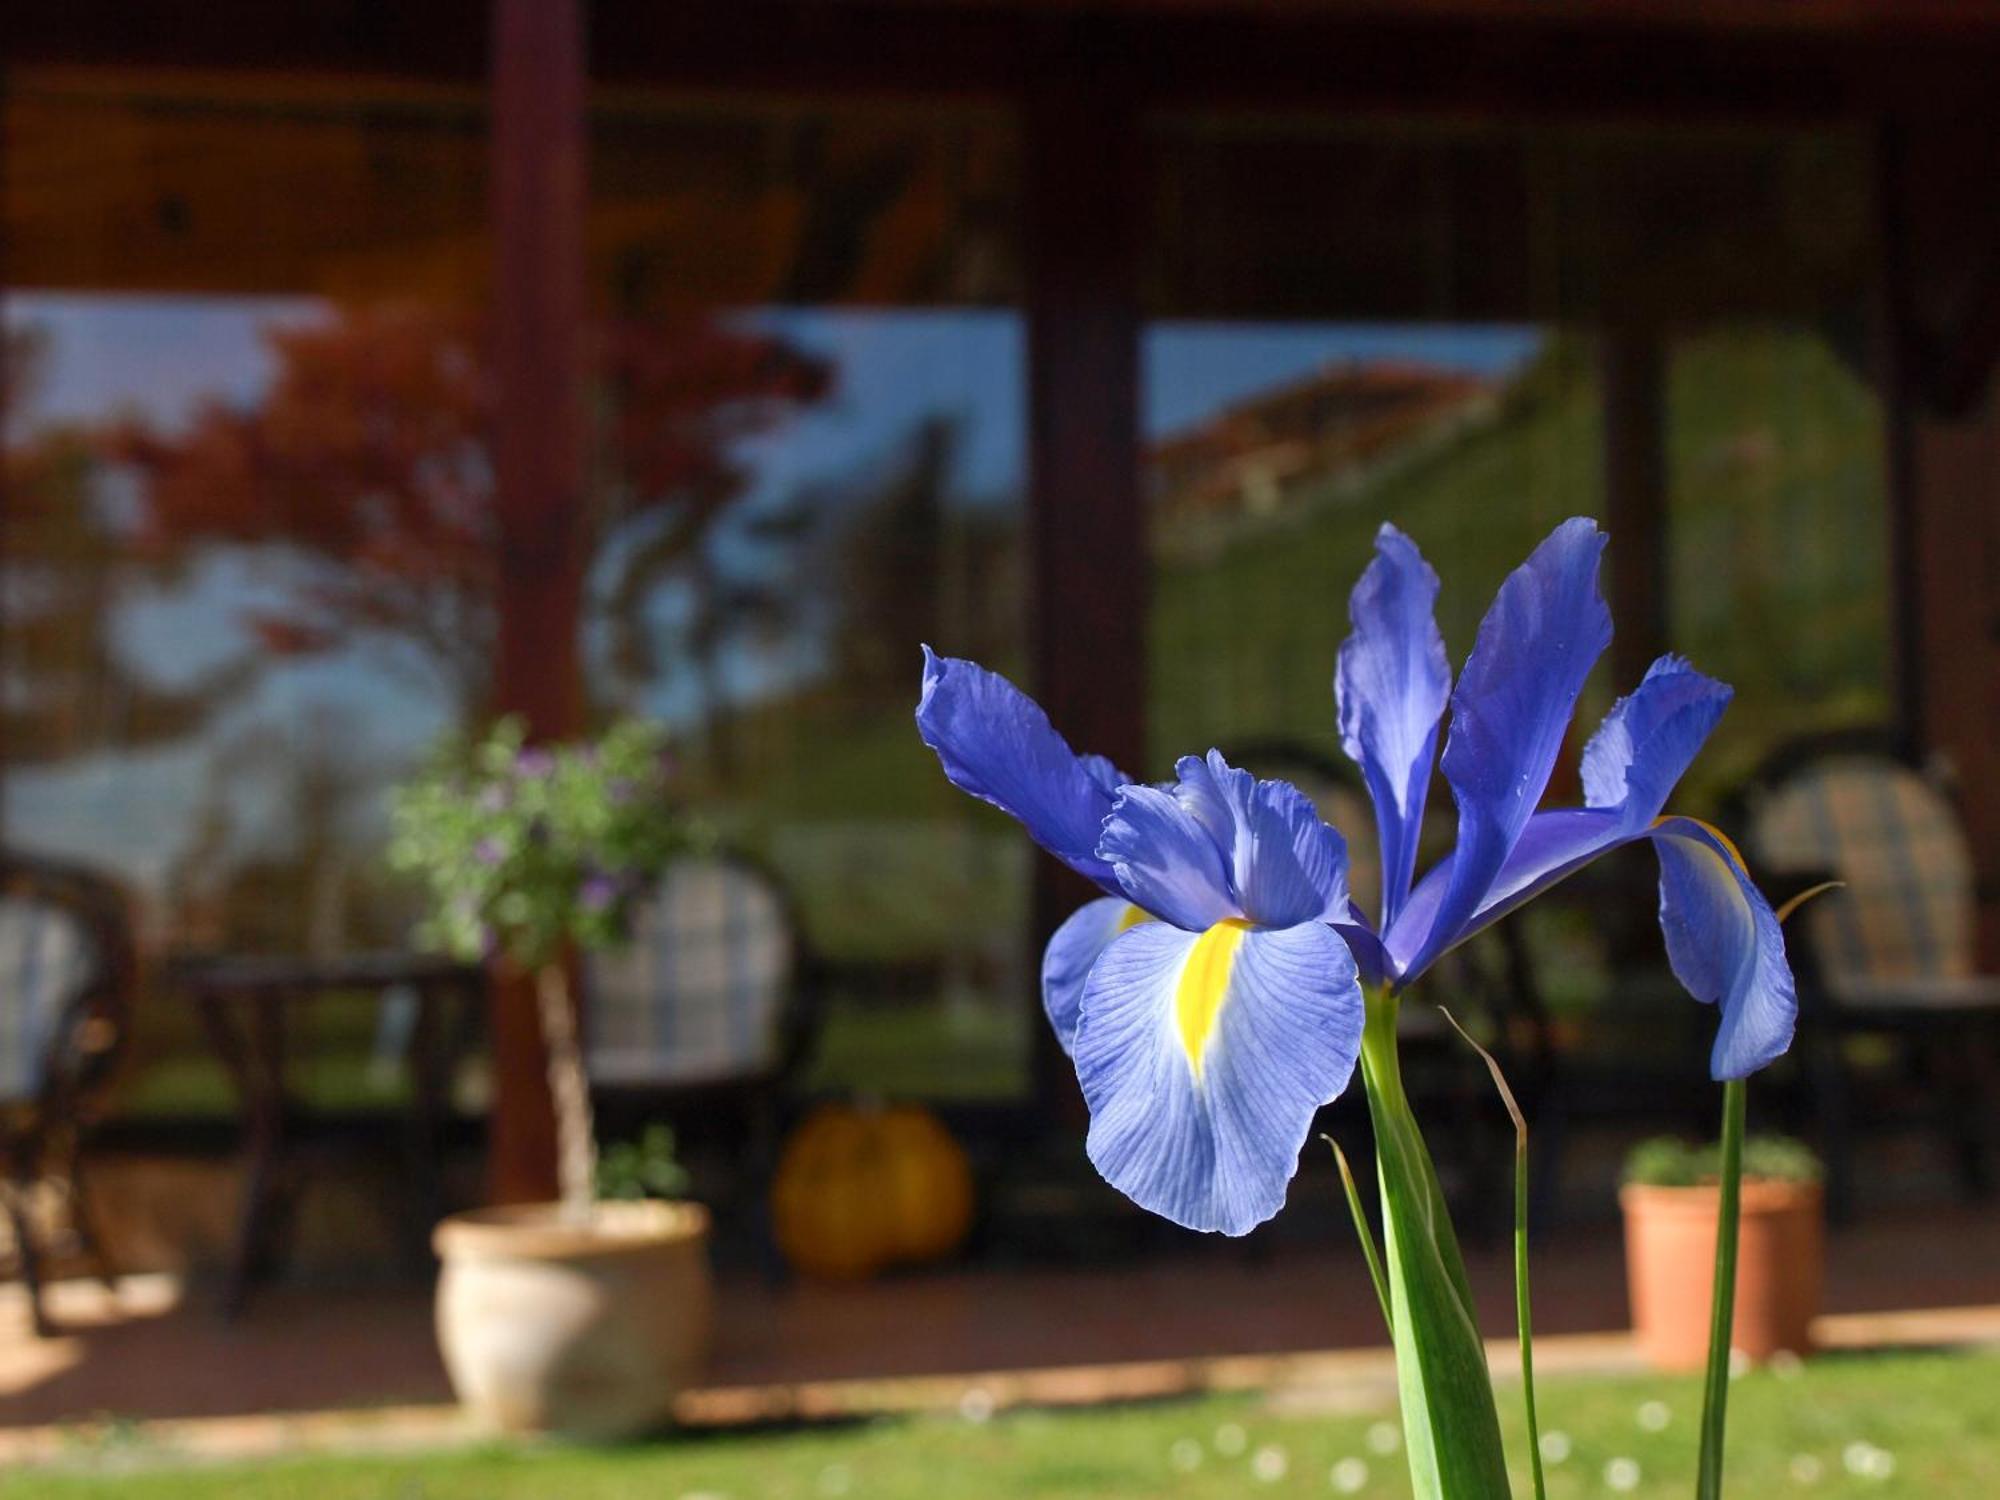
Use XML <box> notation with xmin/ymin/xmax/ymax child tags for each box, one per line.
<box><xmin>1620</xmin><ymin>1179</ymin><xmax>1823</xmax><ymax>1372</ymax></box>
<box><xmin>433</xmin><ymin>1199</ymin><xmax>712</xmax><ymax>1437</ymax></box>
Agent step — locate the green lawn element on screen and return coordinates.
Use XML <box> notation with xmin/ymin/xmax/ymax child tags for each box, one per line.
<box><xmin>9</xmin><ymin>1348</ymin><xmax>1997</xmax><ymax>1498</ymax></box>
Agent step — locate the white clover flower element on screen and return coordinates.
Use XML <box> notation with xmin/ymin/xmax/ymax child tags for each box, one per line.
<box><xmin>1251</xmin><ymin>1444</ymin><xmax>1289</xmax><ymax>1483</ymax></box>
<box><xmin>1329</xmin><ymin>1456</ymin><xmax>1369</xmax><ymax>1493</ymax></box>
<box><xmin>817</xmin><ymin>1464</ymin><xmax>852</xmax><ymax>1497</ymax></box>
<box><xmin>1637</xmin><ymin>1399</ymin><xmax>1672</xmax><ymax>1432</ymax></box>
<box><xmin>1366</xmin><ymin>1421</ymin><xmax>1401</xmax><ymax>1455</ymax></box>
<box><xmin>1789</xmin><ymin>1453</ymin><xmax>1823</xmax><ymax>1483</ymax></box>
<box><xmin>1843</xmin><ymin>1441</ymin><xmax>1895</xmax><ymax>1480</ymax></box>
<box><xmin>1214</xmin><ymin>1422</ymin><xmax>1248</xmax><ymax>1457</ymax></box>
<box><xmin>1605</xmin><ymin>1456</ymin><xmax>1642</xmax><ymax>1492</ymax></box>
<box><xmin>1538</xmin><ymin>1430</ymin><xmax>1572</xmax><ymax>1465</ymax></box>
<box><xmin>1169</xmin><ymin>1438</ymin><xmax>1204</xmax><ymax>1473</ymax></box>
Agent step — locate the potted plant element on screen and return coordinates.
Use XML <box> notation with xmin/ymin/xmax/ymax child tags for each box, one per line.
<box><xmin>1620</xmin><ymin>1133</ymin><xmax>1824</xmax><ymax>1372</ymax></box>
<box><xmin>390</xmin><ymin>717</ymin><xmax>712</xmax><ymax>1437</ymax></box>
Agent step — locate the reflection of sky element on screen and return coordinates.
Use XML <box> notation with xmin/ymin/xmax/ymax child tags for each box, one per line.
<box><xmin>3</xmin><ymin>293</ymin><xmax>1541</xmax><ymax>905</ymax></box>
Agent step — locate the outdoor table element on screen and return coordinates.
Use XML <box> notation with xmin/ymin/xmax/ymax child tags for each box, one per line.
<box><xmin>165</xmin><ymin>951</ymin><xmax>485</xmax><ymax>1317</ymax></box>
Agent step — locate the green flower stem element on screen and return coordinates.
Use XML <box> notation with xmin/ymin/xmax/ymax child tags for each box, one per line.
<box><xmin>1696</xmin><ymin>1077</ymin><xmax>1748</xmax><ymax>1500</ymax></box>
<box><xmin>1360</xmin><ymin>987</ymin><xmax>1513</xmax><ymax>1500</ymax></box>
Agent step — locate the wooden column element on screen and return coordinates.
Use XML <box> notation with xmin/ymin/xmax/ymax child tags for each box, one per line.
<box><xmin>486</xmin><ymin>0</ymin><xmax>589</xmax><ymax>1203</ymax></box>
<box><xmin>1881</xmin><ymin>116</ymin><xmax>2000</xmax><ymax>970</ymax></box>
<box><xmin>1601</xmin><ymin>329</ymin><xmax>1670</xmax><ymax>692</ymax></box>
<box><xmin>1023</xmin><ymin>81</ymin><xmax>1146</xmax><ymax>1111</ymax></box>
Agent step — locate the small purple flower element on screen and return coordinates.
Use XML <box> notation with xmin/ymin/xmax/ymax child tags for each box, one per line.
<box><xmin>515</xmin><ymin>748</ymin><xmax>555</xmax><ymax>778</ymax></box>
<box><xmin>580</xmin><ymin>873</ymin><xmax>620</xmax><ymax>913</ymax></box>
<box><xmin>607</xmin><ymin>777</ymin><xmax>637</xmax><ymax>806</ymax></box>
<box><xmin>474</xmin><ymin>836</ymin><xmax>505</xmax><ymax>867</ymax></box>
<box><xmin>477</xmin><ymin>784</ymin><xmax>510</xmax><ymax>814</ymax></box>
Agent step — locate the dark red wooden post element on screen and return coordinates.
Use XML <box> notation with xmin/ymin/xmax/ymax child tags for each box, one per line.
<box><xmin>1879</xmin><ymin>115</ymin><xmax>2000</xmax><ymax>970</ymax></box>
<box><xmin>486</xmin><ymin>0</ymin><xmax>589</xmax><ymax>1203</ymax></box>
<box><xmin>1023</xmin><ymin>84</ymin><xmax>1146</xmax><ymax>1111</ymax></box>
<box><xmin>1601</xmin><ymin>329</ymin><xmax>1670</xmax><ymax>693</ymax></box>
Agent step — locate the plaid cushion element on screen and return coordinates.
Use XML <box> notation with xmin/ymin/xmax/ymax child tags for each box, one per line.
<box><xmin>585</xmin><ymin>857</ymin><xmax>795</xmax><ymax>1087</ymax></box>
<box><xmin>1749</xmin><ymin>756</ymin><xmax>1974</xmax><ymax>997</ymax></box>
<box><xmin>0</xmin><ymin>896</ymin><xmax>96</xmax><ymax>1104</ymax></box>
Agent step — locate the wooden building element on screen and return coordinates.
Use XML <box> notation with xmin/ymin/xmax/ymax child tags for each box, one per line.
<box><xmin>5</xmin><ymin>2</ymin><xmax>1998</xmax><ymax>1204</ymax></box>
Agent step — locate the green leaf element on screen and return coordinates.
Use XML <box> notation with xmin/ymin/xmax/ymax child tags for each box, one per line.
<box><xmin>1361</xmin><ymin>989</ymin><xmax>1513</xmax><ymax>1499</ymax></box>
<box><xmin>1324</xmin><ymin>1133</ymin><xmax>1394</xmax><ymax>1337</ymax></box>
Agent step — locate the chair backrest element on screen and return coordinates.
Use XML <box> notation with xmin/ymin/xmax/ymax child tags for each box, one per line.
<box><xmin>1745</xmin><ymin>741</ymin><xmax>1975</xmax><ymax>989</ymax></box>
<box><xmin>585</xmin><ymin>853</ymin><xmax>798</xmax><ymax>1089</ymax></box>
<box><xmin>0</xmin><ymin>856</ymin><xmax>124</xmax><ymax>1108</ymax></box>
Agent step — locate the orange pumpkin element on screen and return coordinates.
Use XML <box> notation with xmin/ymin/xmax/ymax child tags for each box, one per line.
<box><xmin>771</xmin><ymin>1102</ymin><xmax>974</xmax><ymax>1280</ymax></box>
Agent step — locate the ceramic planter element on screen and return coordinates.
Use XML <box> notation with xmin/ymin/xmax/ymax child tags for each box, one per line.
<box><xmin>433</xmin><ymin>1199</ymin><xmax>712</xmax><ymax>1437</ymax></box>
<box><xmin>1620</xmin><ymin>1178</ymin><xmax>1823</xmax><ymax>1372</ymax></box>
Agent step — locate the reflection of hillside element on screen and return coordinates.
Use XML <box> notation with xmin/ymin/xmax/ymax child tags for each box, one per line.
<box><xmin>1149</xmin><ymin>360</ymin><xmax>1502</xmax><ymax>557</ymax></box>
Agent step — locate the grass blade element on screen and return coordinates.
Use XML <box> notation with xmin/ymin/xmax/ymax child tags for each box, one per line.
<box><xmin>1324</xmin><ymin>1133</ymin><xmax>1394</xmax><ymax>1337</ymax></box>
<box><xmin>1442</xmin><ymin>1009</ymin><xmax>1545</xmax><ymax>1500</ymax></box>
<box><xmin>1696</xmin><ymin>1077</ymin><xmax>1748</xmax><ymax>1500</ymax></box>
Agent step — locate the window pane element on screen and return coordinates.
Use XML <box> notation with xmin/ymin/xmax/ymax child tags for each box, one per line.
<box><xmin>3</xmin><ymin>68</ymin><xmax>489</xmax><ymax>1115</ymax></box>
<box><xmin>584</xmin><ymin>96</ymin><xmax>1029</xmax><ymax>1099</ymax></box>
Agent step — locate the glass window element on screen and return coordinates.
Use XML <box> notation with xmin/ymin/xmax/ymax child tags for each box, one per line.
<box><xmin>584</xmin><ymin>96</ymin><xmax>1029</xmax><ymax>1099</ymax></box>
<box><xmin>3</xmin><ymin>68</ymin><xmax>489</xmax><ymax>1115</ymax></box>
<box><xmin>1144</xmin><ymin>117</ymin><xmax>1886</xmax><ymax>1017</ymax></box>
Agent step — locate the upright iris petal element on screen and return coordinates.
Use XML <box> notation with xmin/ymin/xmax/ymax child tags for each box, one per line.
<box><xmin>1400</xmin><ymin>518</ymin><xmax>1611</xmax><ymax>980</ymax></box>
<box><xmin>1387</xmin><ymin>653</ymin><xmax>1733</xmax><ymax>961</ymax></box>
<box><xmin>1378</xmin><ymin>644</ymin><xmax>1791</xmax><ymax>1082</ymax></box>
<box><xmin>1336</xmin><ymin>523</ymin><xmax>1451</xmax><ymax>927</ymax></box>
<box><xmin>915</xmin><ymin>647</ymin><xmax>1128</xmax><ymax>891</ymax></box>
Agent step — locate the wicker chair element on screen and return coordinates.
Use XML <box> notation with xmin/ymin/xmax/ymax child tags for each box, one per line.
<box><xmin>1738</xmin><ymin>729</ymin><xmax>2000</xmax><ymax>1220</ymax></box>
<box><xmin>583</xmin><ymin>850</ymin><xmax>817</xmax><ymax>1261</ymax></box>
<box><xmin>1</xmin><ymin>851</ymin><xmax>133</xmax><ymax>1335</ymax></box>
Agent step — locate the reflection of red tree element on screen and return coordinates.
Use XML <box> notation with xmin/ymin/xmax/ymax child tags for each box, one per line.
<box><xmin>116</xmin><ymin>302</ymin><xmax>832</xmax><ymax>711</ymax></box>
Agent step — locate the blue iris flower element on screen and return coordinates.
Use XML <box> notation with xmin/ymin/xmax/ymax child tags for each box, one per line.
<box><xmin>916</xmin><ymin>516</ymin><xmax>1795</xmax><ymax>1236</ymax></box>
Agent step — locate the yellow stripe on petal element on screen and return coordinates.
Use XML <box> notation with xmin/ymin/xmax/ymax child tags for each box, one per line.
<box><xmin>1654</xmin><ymin>814</ymin><xmax>1747</xmax><ymax>875</ymax></box>
<box><xmin>1117</xmin><ymin>904</ymin><xmax>1154</xmax><ymax>933</ymax></box>
<box><xmin>1175</xmin><ymin>918</ymin><xmax>1251</xmax><ymax>1080</ymax></box>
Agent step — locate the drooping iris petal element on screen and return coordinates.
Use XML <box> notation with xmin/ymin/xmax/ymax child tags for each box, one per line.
<box><xmin>1336</xmin><ymin>523</ymin><xmax>1451</xmax><ymax>927</ymax></box>
<box><xmin>1170</xmin><ymin>750</ymin><xmax>1353</xmax><ymax>928</ymax></box>
<box><xmin>1650</xmin><ymin>816</ymin><xmax>1796</xmax><ymax>1080</ymax></box>
<box><xmin>1385</xmin><ymin>653</ymin><xmax>1732</xmax><ymax>971</ymax></box>
<box><xmin>1581</xmin><ymin>655</ymin><xmax>1733</xmax><ymax>827</ymax></box>
<box><xmin>916</xmin><ymin>647</ymin><xmax>1128</xmax><ymax>890</ymax></box>
<box><xmin>1074</xmin><ymin>918</ymin><xmax>1363</xmax><ymax>1236</ymax></box>
<box><xmin>1097</xmin><ymin>783</ymin><xmax>1239</xmax><ymax>932</ymax></box>
<box><xmin>1041</xmin><ymin>896</ymin><xmax>1147</xmax><ymax>1056</ymax></box>
<box><xmin>1401</xmin><ymin>518</ymin><xmax>1612</xmax><ymax>979</ymax></box>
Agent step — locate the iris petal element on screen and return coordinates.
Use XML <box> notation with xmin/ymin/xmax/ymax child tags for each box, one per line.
<box><xmin>1649</xmin><ymin>816</ymin><xmax>1797</xmax><ymax>1080</ymax></box>
<box><xmin>1581</xmin><ymin>655</ymin><xmax>1733</xmax><ymax>827</ymax></box>
<box><xmin>1171</xmin><ymin>750</ymin><xmax>1353</xmax><ymax>928</ymax></box>
<box><xmin>1403</xmin><ymin>518</ymin><xmax>1612</xmax><ymax>979</ymax></box>
<box><xmin>1336</xmin><ymin>523</ymin><xmax>1451</xmax><ymax>927</ymax></box>
<box><xmin>1386</xmin><ymin>653</ymin><xmax>1733</xmax><ymax>971</ymax></box>
<box><xmin>1075</xmin><ymin>918</ymin><xmax>1363</xmax><ymax>1235</ymax></box>
<box><xmin>916</xmin><ymin>647</ymin><xmax>1128</xmax><ymax>890</ymax></box>
<box><xmin>1041</xmin><ymin>896</ymin><xmax>1146</xmax><ymax>1055</ymax></box>
<box><xmin>1097</xmin><ymin>784</ymin><xmax>1238</xmax><ymax>932</ymax></box>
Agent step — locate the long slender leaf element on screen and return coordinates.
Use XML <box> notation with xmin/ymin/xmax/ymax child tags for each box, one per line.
<box><xmin>1696</xmin><ymin>1078</ymin><xmax>1748</xmax><ymax>1500</ymax></box>
<box><xmin>1361</xmin><ymin>988</ymin><xmax>1513</xmax><ymax>1500</ymax></box>
<box><xmin>1324</xmin><ymin>1133</ymin><xmax>1394</xmax><ymax>1336</ymax></box>
<box><xmin>1441</xmin><ymin>1010</ymin><xmax>1545</xmax><ymax>1500</ymax></box>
